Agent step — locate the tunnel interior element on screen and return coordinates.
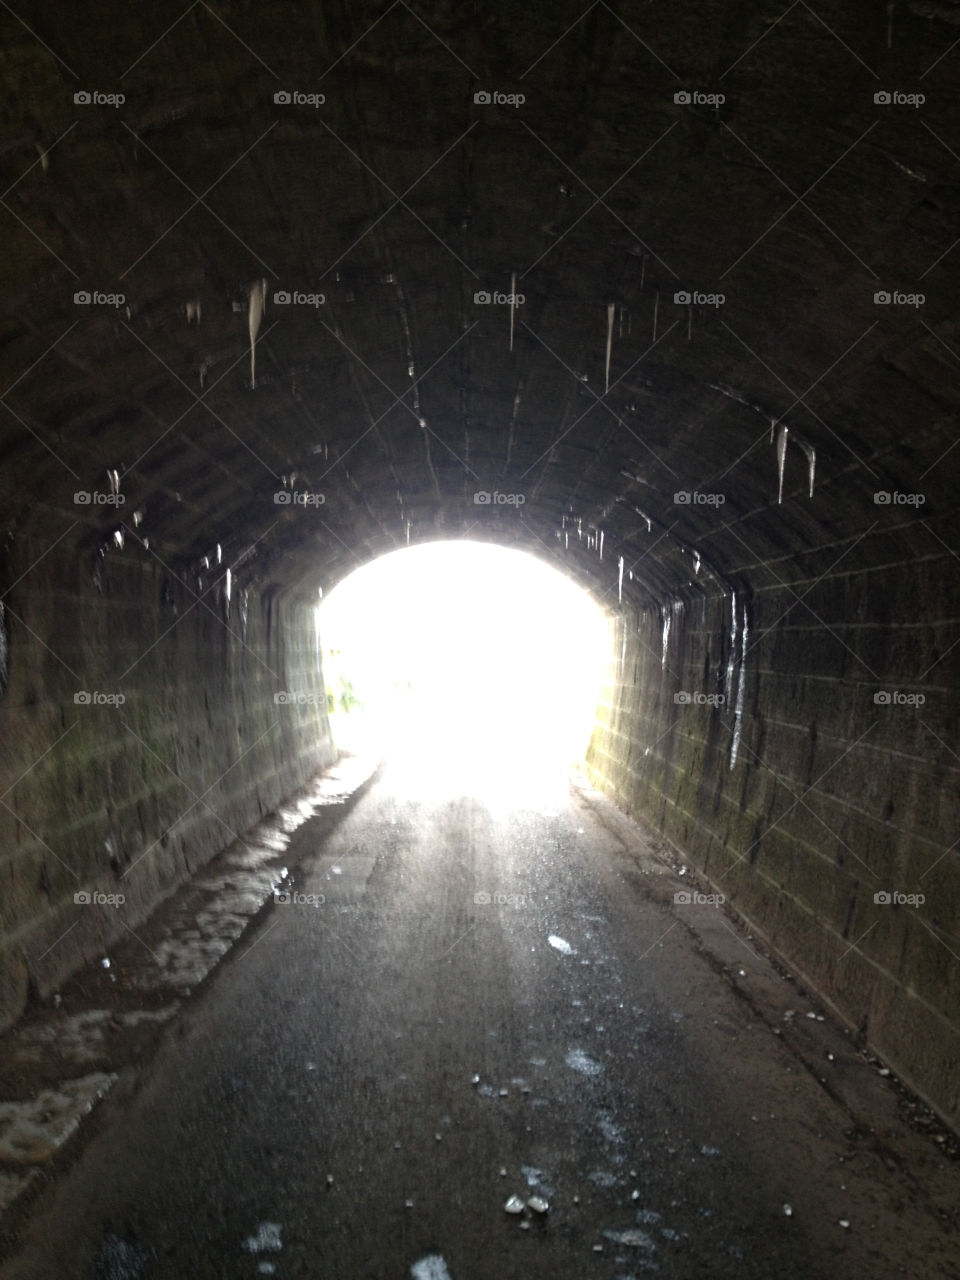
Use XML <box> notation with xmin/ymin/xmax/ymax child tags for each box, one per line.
<box><xmin>0</xmin><ymin>0</ymin><xmax>958</xmax><ymax>1137</ymax></box>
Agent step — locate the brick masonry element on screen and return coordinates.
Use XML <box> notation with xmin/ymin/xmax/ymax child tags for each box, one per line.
<box><xmin>0</xmin><ymin>535</ymin><xmax>334</xmax><ymax>1030</ymax></box>
<box><xmin>587</xmin><ymin>526</ymin><xmax>960</xmax><ymax>1129</ymax></box>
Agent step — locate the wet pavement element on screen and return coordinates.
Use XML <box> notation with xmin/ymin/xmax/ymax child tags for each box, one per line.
<box><xmin>1</xmin><ymin>749</ymin><xmax>958</xmax><ymax>1279</ymax></box>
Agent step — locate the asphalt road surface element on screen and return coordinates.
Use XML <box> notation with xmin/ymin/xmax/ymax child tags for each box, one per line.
<box><xmin>3</xmin><ymin>747</ymin><xmax>958</xmax><ymax>1279</ymax></box>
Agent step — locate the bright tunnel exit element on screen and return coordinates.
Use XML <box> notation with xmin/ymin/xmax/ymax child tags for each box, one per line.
<box><xmin>316</xmin><ymin>541</ymin><xmax>611</xmax><ymax>805</ymax></box>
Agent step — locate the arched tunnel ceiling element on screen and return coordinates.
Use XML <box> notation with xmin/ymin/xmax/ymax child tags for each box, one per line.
<box><xmin>1</xmin><ymin>2</ymin><xmax>958</xmax><ymax>608</ymax></box>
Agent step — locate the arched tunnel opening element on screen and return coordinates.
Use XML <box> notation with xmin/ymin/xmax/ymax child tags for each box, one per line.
<box><xmin>316</xmin><ymin>540</ymin><xmax>609</xmax><ymax>801</ymax></box>
<box><xmin>0</xmin><ymin>2</ymin><xmax>958</xmax><ymax>1276</ymax></box>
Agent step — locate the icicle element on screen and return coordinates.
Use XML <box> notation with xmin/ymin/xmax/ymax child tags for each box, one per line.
<box><xmin>107</xmin><ymin>469</ymin><xmax>119</xmax><ymax>496</ymax></box>
<box><xmin>652</xmin><ymin>288</ymin><xmax>659</xmax><ymax>343</ymax></box>
<box><xmin>564</xmin><ymin>531</ymin><xmax>569</xmax><ymax>549</ymax></box>
<box><xmin>618</xmin><ymin>555</ymin><xmax>624</xmax><ymax>602</ymax></box>
<box><xmin>248</xmin><ymin>278</ymin><xmax>267</xmax><ymax>389</ymax></box>
<box><xmin>769</xmin><ymin>417</ymin><xmax>775</xmax><ymax>444</ymax></box>
<box><xmin>224</xmin><ymin>567</ymin><xmax>232</xmax><ymax>619</ymax></box>
<box><xmin>776</xmin><ymin>424</ymin><xmax>789</xmax><ymax>504</ymax></box>
<box><xmin>795</xmin><ymin>438</ymin><xmax>816</xmax><ymax>497</ymax></box>
<box><xmin>724</xmin><ymin>591</ymin><xmax>738</xmax><ymax>706</ymax></box>
<box><xmin>692</xmin><ymin>551</ymin><xmax>700</xmax><ymax>574</ymax></box>
<box><xmin>730</xmin><ymin>602</ymin><xmax>749</xmax><ymax>770</ymax></box>
<box><xmin>661</xmin><ymin>608</ymin><xmax>671</xmax><ymax>667</ymax></box>
<box><xmin>599</xmin><ymin>530</ymin><xmax>604</xmax><ymax>560</ymax></box>
<box><xmin>604</xmin><ymin>302</ymin><xmax>615</xmax><ymax>394</ymax></box>
<box><xmin>509</xmin><ymin>271</ymin><xmax>517</xmax><ymax>352</ymax></box>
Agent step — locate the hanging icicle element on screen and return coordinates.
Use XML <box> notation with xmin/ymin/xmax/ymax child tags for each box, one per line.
<box><xmin>776</xmin><ymin>424</ymin><xmax>789</xmax><ymax>504</ymax></box>
<box><xmin>775</xmin><ymin>425</ymin><xmax>816</xmax><ymax>501</ymax></box>
<box><xmin>509</xmin><ymin>270</ymin><xmax>517</xmax><ymax>352</ymax></box>
<box><xmin>796</xmin><ymin>437</ymin><xmax>816</xmax><ymax>498</ymax></box>
<box><xmin>248</xmin><ymin>278</ymin><xmax>267</xmax><ymax>389</ymax></box>
<box><xmin>618</xmin><ymin>555</ymin><xmax>624</xmax><ymax>603</ymax></box>
<box><xmin>729</xmin><ymin>600</ymin><xmax>749</xmax><ymax>770</ymax></box>
<box><xmin>604</xmin><ymin>302</ymin><xmax>615</xmax><ymax>394</ymax></box>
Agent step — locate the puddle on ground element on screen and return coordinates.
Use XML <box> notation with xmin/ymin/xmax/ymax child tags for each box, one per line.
<box><xmin>0</xmin><ymin>1072</ymin><xmax>117</xmax><ymax>1163</ymax></box>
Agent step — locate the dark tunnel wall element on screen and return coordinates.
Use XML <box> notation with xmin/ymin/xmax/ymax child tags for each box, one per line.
<box><xmin>588</xmin><ymin>531</ymin><xmax>960</xmax><ymax>1128</ymax></box>
<box><xmin>0</xmin><ymin>532</ymin><xmax>333</xmax><ymax>1028</ymax></box>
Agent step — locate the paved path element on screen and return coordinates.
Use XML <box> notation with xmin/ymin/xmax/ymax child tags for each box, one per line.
<box><xmin>3</xmin><ymin>752</ymin><xmax>957</xmax><ymax>1279</ymax></box>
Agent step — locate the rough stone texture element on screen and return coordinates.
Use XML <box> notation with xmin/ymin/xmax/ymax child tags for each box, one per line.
<box><xmin>0</xmin><ymin>2</ymin><xmax>957</xmax><ymax>1120</ymax></box>
<box><xmin>0</xmin><ymin>533</ymin><xmax>333</xmax><ymax>1025</ymax></box>
<box><xmin>587</xmin><ymin>565</ymin><xmax>960</xmax><ymax>1128</ymax></box>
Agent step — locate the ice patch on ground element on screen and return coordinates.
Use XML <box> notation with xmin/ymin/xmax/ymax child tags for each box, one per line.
<box><xmin>411</xmin><ymin>1255</ymin><xmax>453</xmax><ymax>1280</ymax></box>
<box><xmin>565</xmin><ymin>1048</ymin><xmax>603</xmax><ymax>1076</ymax></box>
<box><xmin>0</xmin><ymin>1072</ymin><xmax>117</xmax><ymax>1163</ymax></box>
<box><xmin>548</xmin><ymin>935</ymin><xmax>576</xmax><ymax>955</ymax></box>
<box><xmin>243</xmin><ymin>1222</ymin><xmax>282</xmax><ymax>1253</ymax></box>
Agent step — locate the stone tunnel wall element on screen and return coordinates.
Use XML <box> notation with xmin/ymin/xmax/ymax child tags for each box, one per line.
<box><xmin>0</xmin><ymin>535</ymin><xmax>334</xmax><ymax>1031</ymax></box>
<box><xmin>586</xmin><ymin>533</ymin><xmax>960</xmax><ymax>1130</ymax></box>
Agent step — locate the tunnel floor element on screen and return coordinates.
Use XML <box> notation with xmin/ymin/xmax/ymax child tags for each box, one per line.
<box><xmin>2</xmin><ymin>755</ymin><xmax>957</xmax><ymax>1280</ymax></box>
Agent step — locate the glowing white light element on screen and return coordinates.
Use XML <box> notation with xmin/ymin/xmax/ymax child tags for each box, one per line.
<box><xmin>317</xmin><ymin>541</ymin><xmax>609</xmax><ymax>804</ymax></box>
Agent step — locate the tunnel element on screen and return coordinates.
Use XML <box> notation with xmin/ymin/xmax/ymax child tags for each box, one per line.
<box><xmin>0</xmin><ymin>3</ymin><xmax>958</xmax><ymax>1276</ymax></box>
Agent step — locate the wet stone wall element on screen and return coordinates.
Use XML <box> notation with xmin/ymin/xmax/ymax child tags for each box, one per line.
<box><xmin>587</xmin><ymin>562</ymin><xmax>960</xmax><ymax>1130</ymax></box>
<box><xmin>0</xmin><ymin>535</ymin><xmax>334</xmax><ymax>1031</ymax></box>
